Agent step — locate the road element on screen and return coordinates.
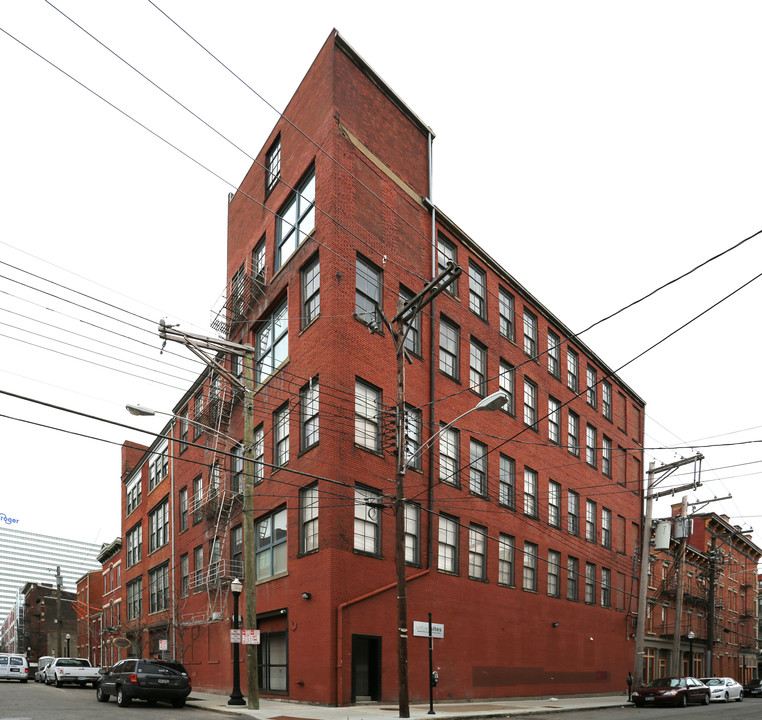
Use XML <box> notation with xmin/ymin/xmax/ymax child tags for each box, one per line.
<box><xmin>0</xmin><ymin>679</ymin><xmax>205</xmax><ymax>719</ymax></box>
<box><xmin>527</xmin><ymin>698</ymin><xmax>760</xmax><ymax>719</ymax></box>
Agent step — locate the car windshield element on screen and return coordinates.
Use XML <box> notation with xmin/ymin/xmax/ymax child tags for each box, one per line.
<box><xmin>703</xmin><ymin>678</ymin><xmax>724</xmax><ymax>686</ymax></box>
<box><xmin>138</xmin><ymin>660</ymin><xmax>186</xmax><ymax>675</ymax></box>
<box><xmin>646</xmin><ymin>678</ymin><xmax>684</xmax><ymax>688</ymax></box>
<box><xmin>59</xmin><ymin>659</ymin><xmax>90</xmax><ymax>667</ymax></box>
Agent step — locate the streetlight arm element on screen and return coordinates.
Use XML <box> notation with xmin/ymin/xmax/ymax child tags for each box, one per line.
<box><xmin>126</xmin><ymin>404</ymin><xmax>239</xmax><ymax>445</ymax></box>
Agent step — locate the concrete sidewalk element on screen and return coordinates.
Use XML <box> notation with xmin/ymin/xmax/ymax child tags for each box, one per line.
<box><xmin>185</xmin><ymin>691</ymin><xmax>633</xmax><ymax>718</ymax></box>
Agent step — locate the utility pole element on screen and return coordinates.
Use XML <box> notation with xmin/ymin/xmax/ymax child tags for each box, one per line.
<box><xmin>669</xmin><ymin>496</ymin><xmax>689</xmax><ymax>676</ymax></box>
<box><xmin>56</xmin><ymin>566</ymin><xmax>62</xmax><ymax>657</ymax></box>
<box><xmin>706</xmin><ymin>535</ymin><xmax>717</xmax><ymax>677</ymax></box>
<box><xmin>633</xmin><ymin>455</ymin><xmax>703</xmax><ymax>687</ymax></box>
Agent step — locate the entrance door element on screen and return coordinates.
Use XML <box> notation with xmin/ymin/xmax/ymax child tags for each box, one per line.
<box><xmin>351</xmin><ymin>634</ymin><xmax>381</xmax><ymax>702</ymax></box>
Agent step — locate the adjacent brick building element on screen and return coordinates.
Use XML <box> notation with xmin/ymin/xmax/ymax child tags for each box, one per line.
<box><xmin>112</xmin><ymin>30</ymin><xmax>646</xmax><ymax>704</ymax></box>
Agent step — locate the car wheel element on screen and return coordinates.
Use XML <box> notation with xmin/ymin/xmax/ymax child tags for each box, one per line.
<box><xmin>737</xmin><ymin>692</ymin><xmax>744</xmax><ymax>702</ymax></box>
<box><xmin>96</xmin><ymin>685</ymin><xmax>110</xmax><ymax>703</ymax></box>
<box><xmin>55</xmin><ymin>677</ymin><xmax>63</xmax><ymax>688</ymax></box>
<box><xmin>117</xmin><ymin>687</ymin><xmax>131</xmax><ymax>707</ymax></box>
<box><xmin>702</xmin><ymin>692</ymin><xmax>710</xmax><ymax>705</ymax></box>
<box><xmin>724</xmin><ymin>692</ymin><xmax>730</xmax><ymax>702</ymax></box>
<box><xmin>171</xmin><ymin>698</ymin><xmax>186</xmax><ymax>708</ymax></box>
<box><xmin>679</xmin><ymin>693</ymin><xmax>688</xmax><ymax>708</ymax></box>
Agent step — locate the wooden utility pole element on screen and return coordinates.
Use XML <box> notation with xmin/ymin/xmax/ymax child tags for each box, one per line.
<box><xmin>56</xmin><ymin>566</ymin><xmax>62</xmax><ymax>657</ymax></box>
<box><xmin>669</xmin><ymin>496</ymin><xmax>689</xmax><ymax>676</ymax></box>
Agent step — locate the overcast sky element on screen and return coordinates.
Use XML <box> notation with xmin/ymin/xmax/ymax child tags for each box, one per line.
<box><xmin>1</xmin><ymin>1</ymin><xmax>761</xmax><ymax>554</ymax></box>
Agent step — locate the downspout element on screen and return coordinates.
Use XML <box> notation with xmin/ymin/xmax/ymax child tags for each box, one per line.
<box><xmin>426</xmin><ymin>130</ymin><xmax>436</xmax><ymax>569</ymax></box>
<box><xmin>169</xmin><ymin>416</ymin><xmax>177</xmax><ymax>660</ymax></box>
<box><xmin>336</xmin><ymin>569</ymin><xmax>429</xmax><ymax>705</ymax></box>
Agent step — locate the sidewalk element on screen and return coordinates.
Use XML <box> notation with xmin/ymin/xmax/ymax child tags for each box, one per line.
<box><xmin>185</xmin><ymin>691</ymin><xmax>633</xmax><ymax>718</ymax></box>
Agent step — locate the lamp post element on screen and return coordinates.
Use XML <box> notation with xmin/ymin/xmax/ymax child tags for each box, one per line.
<box><xmin>228</xmin><ymin>578</ymin><xmax>245</xmax><ymax>706</ymax></box>
<box><xmin>687</xmin><ymin>630</ymin><xmax>695</xmax><ymax>676</ymax></box>
<box><xmin>66</xmin><ymin>634</ymin><xmax>71</xmax><ymax>657</ymax></box>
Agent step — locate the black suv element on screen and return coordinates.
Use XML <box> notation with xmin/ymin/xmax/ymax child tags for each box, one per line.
<box><xmin>96</xmin><ymin>658</ymin><xmax>191</xmax><ymax>708</ymax></box>
<box><xmin>744</xmin><ymin>678</ymin><xmax>762</xmax><ymax>697</ymax></box>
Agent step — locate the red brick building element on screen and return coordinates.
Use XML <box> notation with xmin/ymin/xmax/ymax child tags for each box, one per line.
<box><xmin>113</xmin><ymin>31</ymin><xmax>646</xmax><ymax>704</ymax></box>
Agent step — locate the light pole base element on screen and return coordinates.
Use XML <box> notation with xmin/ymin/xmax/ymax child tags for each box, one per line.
<box><xmin>228</xmin><ymin>690</ymin><xmax>246</xmax><ymax>706</ymax></box>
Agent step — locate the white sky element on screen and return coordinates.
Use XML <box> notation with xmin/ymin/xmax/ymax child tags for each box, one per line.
<box><xmin>1</xmin><ymin>1</ymin><xmax>761</xmax><ymax>552</ymax></box>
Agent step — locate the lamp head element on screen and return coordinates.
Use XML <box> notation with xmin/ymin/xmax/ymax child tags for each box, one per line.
<box><xmin>230</xmin><ymin>578</ymin><xmax>243</xmax><ymax>594</ymax></box>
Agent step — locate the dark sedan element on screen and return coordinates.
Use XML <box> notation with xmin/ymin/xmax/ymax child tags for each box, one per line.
<box><xmin>631</xmin><ymin>676</ymin><xmax>710</xmax><ymax>707</ymax></box>
<box><xmin>95</xmin><ymin>658</ymin><xmax>191</xmax><ymax>708</ymax></box>
<box><xmin>744</xmin><ymin>677</ymin><xmax>762</xmax><ymax>697</ymax></box>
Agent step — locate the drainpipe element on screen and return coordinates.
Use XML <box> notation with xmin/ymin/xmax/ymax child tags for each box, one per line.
<box><xmin>426</xmin><ymin>129</ymin><xmax>436</xmax><ymax>569</ymax></box>
<box><xmin>169</xmin><ymin>416</ymin><xmax>176</xmax><ymax>660</ymax></box>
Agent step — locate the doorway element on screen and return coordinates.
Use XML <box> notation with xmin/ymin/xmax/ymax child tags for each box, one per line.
<box><xmin>351</xmin><ymin>634</ymin><xmax>381</xmax><ymax>702</ymax></box>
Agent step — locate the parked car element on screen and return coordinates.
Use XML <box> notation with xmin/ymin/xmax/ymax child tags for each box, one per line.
<box><xmin>95</xmin><ymin>658</ymin><xmax>191</xmax><ymax>708</ymax></box>
<box><xmin>44</xmin><ymin>657</ymin><xmax>100</xmax><ymax>687</ymax></box>
<box><xmin>0</xmin><ymin>653</ymin><xmax>29</xmax><ymax>683</ymax></box>
<box><xmin>35</xmin><ymin>656</ymin><xmax>54</xmax><ymax>683</ymax></box>
<box><xmin>631</xmin><ymin>676</ymin><xmax>710</xmax><ymax>707</ymax></box>
<box><xmin>744</xmin><ymin>677</ymin><xmax>762</xmax><ymax>697</ymax></box>
<box><xmin>700</xmin><ymin>676</ymin><xmax>743</xmax><ymax>702</ymax></box>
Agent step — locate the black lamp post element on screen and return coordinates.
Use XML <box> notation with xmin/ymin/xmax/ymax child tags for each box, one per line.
<box><xmin>687</xmin><ymin>630</ymin><xmax>695</xmax><ymax>675</ymax></box>
<box><xmin>228</xmin><ymin>578</ymin><xmax>245</xmax><ymax>706</ymax></box>
<box><xmin>65</xmin><ymin>633</ymin><xmax>71</xmax><ymax>657</ymax></box>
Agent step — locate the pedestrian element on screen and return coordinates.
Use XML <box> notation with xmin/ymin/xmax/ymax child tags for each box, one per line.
<box><xmin>627</xmin><ymin>671</ymin><xmax>633</xmax><ymax>701</ymax></box>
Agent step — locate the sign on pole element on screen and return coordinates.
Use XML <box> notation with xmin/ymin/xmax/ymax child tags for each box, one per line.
<box><xmin>413</xmin><ymin>621</ymin><xmax>444</xmax><ymax>639</ymax></box>
<box><xmin>230</xmin><ymin>629</ymin><xmax>242</xmax><ymax>643</ymax></box>
<box><xmin>241</xmin><ymin>629</ymin><xmax>261</xmax><ymax>645</ymax></box>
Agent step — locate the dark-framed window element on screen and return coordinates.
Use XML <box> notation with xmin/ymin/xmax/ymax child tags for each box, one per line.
<box><xmin>256</xmin><ymin>299</ymin><xmax>288</xmax><ymax>385</ymax></box>
<box><xmin>399</xmin><ymin>286</ymin><xmax>421</xmax><ymax>356</ymax></box>
<box><xmin>193</xmin><ymin>546</ymin><xmax>203</xmax><ymax>588</ymax></box>
<box><xmin>231</xmin><ymin>525</ymin><xmax>243</xmax><ymax>577</ymax></box>
<box><xmin>567</xmin><ymin>556</ymin><xmax>579</xmax><ymax>600</ymax></box>
<box><xmin>437</xmin><ymin>514</ymin><xmax>459</xmax><ymax>573</ymax></box>
<box><xmin>568</xmin><ymin>490</ymin><xmax>580</xmax><ymax>536</ymax></box>
<box><xmin>354</xmin><ymin>486</ymin><xmax>381</xmax><ymax>555</ymax></box>
<box><xmin>499</xmin><ymin>287</ymin><xmax>514</xmax><ymax>341</ymax></box>
<box><xmin>523</xmin><ymin>309</ymin><xmax>538</xmax><ymax>357</ymax></box>
<box><xmin>126</xmin><ymin>577</ymin><xmax>142</xmax><ymax>620</ymax></box>
<box><xmin>256</xmin><ymin>507</ymin><xmax>287</xmax><ymax>579</ymax></box>
<box><xmin>498</xmin><ymin>533</ymin><xmax>514</xmax><ymax>586</ymax></box>
<box><xmin>468</xmin><ymin>524</ymin><xmax>487</xmax><ymax>580</ymax></box>
<box><xmin>299</xmin><ymin>484</ymin><xmax>318</xmax><ymax>555</ymax></box>
<box><xmin>232</xmin><ymin>444</ymin><xmax>244</xmax><ymax>494</ymax></box>
<box><xmin>439</xmin><ymin>317</ymin><xmax>459</xmax><ymax>379</ymax></box>
<box><xmin>499</xmin><ymin>454</ymin><xmax>515</xmax><ymax>510</ymax></box>
<box><xmin>355</xmin><ymin>255</ymin><xmax>382</xmax><ymax>329</ymax></box>
<box><xmin>300</xmin><ymin>378</ymin><xmax>319</xmax><ymax>451</ymax></box>
<box><xmin>437</xmin><ymin>234</ymin><xmax>458</xmax><ymax>296</ymax></box>
<box><xmin>276</xmin><ymin>166</ymin><xmax>315</xmax><ymax>269</ymax></box>
<box><xmin>180</xmin><ymin>554</ymin><xmax>189</xmax><ymax>597</ymax></box>
<box><xmin>439</xmin><ymin>425</ymin><xmax>459</xmax><ymax>486</ymax></box>
<box><xmin>274</xmin><ymin>404</ymin><xmax>290</xmax><ymax>468</ymax></box>
<box><xmin>355</xmin><ymin>380</ymin><xmax>381</xmax><ymax>452</ymax></box>
<box><xmin>601</xmin><ymin>567</ymin><xmax>611</xmax><ymax>607</ymax></box>
<box><xmin>585</xmin><ymin>562</ymin><xmax>596</xmax><ymax>604</ymax></box>
<box><xmin>301</xmin><ymin>254</ymin><xmax>320</xmax><ymax>327</ymax></box>
<box><xmin>469</xmin><ymin>339</ymin><xmax>486</xmax><ymax>396</ymax></box>
<box><xmin>586</xmin><ymin>499</ymin><xmax>597</xmax><ymax>542</ymax></box>
<box><xmin>148</xmin><ymin>563</ymin><xmax>169</xmax><ymax>613</ymax></box>
<box><xmin>469</xmin><ymin>439</ymin><xmax>487</xmax><ymax>497</ymax></box>
<box><xmin>523</xmin><ymin>541</ymin><xmax>538</xmax><ymax>591</ymax></box>
<box><xmin>265</xmin><ymin>136</ymin><xmax>281</xmax><ymax>194</ymax></box>
<box><xmin>524</xmin><ymin>467</ymin><xmax>538</xmax><ymax>517</ymax></box>
<box><xmin>468</xmin><ymin>262</ymin><xmax>486</xmax><ymax>318</ymax></box>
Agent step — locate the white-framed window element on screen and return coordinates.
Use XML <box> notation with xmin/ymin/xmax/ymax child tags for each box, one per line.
<box><xmin>568</xmin><ymin>411</ymin><xmax>580</xmax><ymax>456</ymax></box>
<box><xmin>276</xmin><ymin>166</ymin><xmax>315</xmax><ymax>269</ymax></box>
<box><xmin>586</xmin><ymin>499</ymin><xmax>597</xmax><ymax>542</ymax></box>
<box><xmin>439</xmin><ymin>426</ymin><xmax>459</xmax><ymax>486</ymax></box>
<box><xmin>193</xmin><ymin>390</ymin><xmax>204</xmax><ymax>439</ymax></box>
<box><xmin>437</xmin><ymin>234</ymin><xmax>458</xmax><ymax>295</ymax></box>
<box><xmin>524</xmin><ymin>467</ymin><xmax>538</xmax><ymax>517</ymax></box>
<box><xmin>601</xmin><ymin>507</ymin><xmax>612</xmax><ymax>548</ymax></box>
<box><xmin>548</xmin><ymin>480</ymin><xmax>561</xmax><ymax>527</ymax></box>
<box><xmin>439</xmin><ymin>317</ymin><xmax>459</xmax><ymax>379</ymax></box>
<box><xmin>498</xmin><ymin>534</ymin><xmax>514</xmax><ymax>586</ymax></box>
<box><xmin>179</xmin><ymin>409</ymin><xmax>189</xmax><ymax>452</ymax></box>
<box><xmin>585</xmin><ymin>562</ymin><xmax>596</xmax><ymax>604</ymax></box>
<box><xmin>438</xmin><ymin>514</ymin><xmax>459</xmax><ymax>573</ymax></box>
<box><xmin>274</xmin><ymin>404</ymin><xmax>290</xmax><ymax>468</ymax></box>
<box><xmin>148</xmin><ymin>441</ymin><xmax>168</xmax><ymax>491</ymax></box>
<box><xmin>126</xmin><ymin>523</ymin><xmax>142</xmax><ymax>568</ymax></box>
<box><xmin>601</xmin><ymin>567</ymin><xmax>611</xmax><ymax>607</ymax></box>
<box><xmin>256</xmin><ymin>299</ymin><xmax>288</xmax><ymax>384</ymax></box>
<box><xmin>523</xmin><ymin>541</ymin><xmax>538</xmax><ymax>591</ymax></box>
<box><xmin>405</xmin><ymin>503</ymin><xmax>420</xmax><ymax>565</ymax></box>
<box><xmin>469</xmin><ymin>340</ymin><xmax>486</xmax><ymax>396</ymax></box>
<box><xmin>469</xmin><ymin>262</ymin><xmax>486</xmax><ymax>318</ymax></box>
<box><xmin>300</xmin><ymin>484</ymin><xmax>319</xmax><ymax>555</ymax></box>
<box><xmin>300</xmin><ymin>378</ymin><xmax>319</xmax><ymax>451</ymax></box>
<box><xmin>355</xmin><ymin>380</ymin><xmax>381</xmax><ymax>452</ymax></box>
<box><xmin>355</xmin><ymin>255</ymin><xmax>382</xmax><ymax>328</ymax></box>
<box><xmin>265</xmin><ymin>136</ymin><xmax>281</xmax><ymax>193</ymax></box>
<box><xmin>180</xmin><ymin>554</ymin><xmax>189</xmax><ymax>597</ymax></box>
<box><xmin>469</xmin><ymin>439</ymin><xmax>487</xmax><ymax>497</ymax></box>
<box><xmin>523</xmin><ymin>309</ymin><xmax>538</xmax><ymax>357</ymax></box>
<box><xmin>148</xmin><ymin>563</ymin><xmax>169</xmax><ymax>613</ymax></box>
<box><xmin>468</xmin><ymin>524</ymin><xmax>487</xmax><ymax>580</ymax></box>
<box><xmin>231</xmin><ymin>525</ymin><xmax>243</xmax><ymax>576</ymax></box>
<box><xmin>499</xmin><ymin>454</ymin><xmax>515</xmax><ymax>509</ymax></box>
<box><xmin>126</xmin><ymin>578</ymin><xmax>142</xmax><ymax>620</ymax></box>
<box><xmin>548</xmin><ymin>550</ymin><xmax>561</xmax><ymax>597</ymax></box>
<box><xmin>148</xmin><ymin>499</ymin><xmax>169</xmax><ymax>553</ymax></box>
<box><xmin>586</xmin><ymin>365</ymin><xmax>597</xmax><ymax>408</ymax></box>
<box><xmin>179</xmin><ymin>487</ymin><xmax>188</xmax><ymax>531</ymax></box>
<box><xmin>231</xmin><ymin>444</ymin><xmax>243</xmax><ymax>494</ymax></box>
<box><xmin>301</xmin><ymin>254</ymin><xmax>320</xmax><ymax>327</ymax></box>
<box><xmin>567</xmin><ymin>556</ymin><xmax>579</xmax><ymax>600</ymax></box>
<box><xmin>547</xmin><ymin>329</ymin><xmax>560</xmax><ymax>378</ymax></box>
<box><xmin>253</xmin><ymin>424</ymin><xmax>264</xmax><ymax>484</ymax></box>
<box><xmin>499</xmin><ymin>360</ymin><xmax>515</xmax><ymax>415</ymax></box>
<box><xmin>192</xmin><ymin>476</ymin><xmax>202</xmax><ymax>519</ymax></box>
<box><xmin>586</xmin><ymin>424</ymin><xmax>597</xmax><ymax>467</ymax></box>
<box><xmin>404</xmin><ymin>405</ymin><xmax>422</xmax><ymax>470</ymax></box>
<box><xmin>354</xmin><ymin>486</ymin><xmax>381</xmax><ymax>555</ymax></box>
<box><xmin>400</xmin><ymin>287</ymin><xmax>421</xmax><ymax>355</ymax></box>
<box><xmin>499</xmin><ymin>287</ymin><xmax>514</xmax><ymax>341</ymax></box>
<box><xmin>567</xmin><ymin>348</ymin><xmax>579</xmax><ymax>391</ymax></box>
<box><xmin>523</xmin><ymin>378</ymin><xmax>537</xmax><ymax>428</ymax></box>
<box><xmin>256</xmin><ymin>507</ymin><xmax>287</xmax><ymax>579</ymax></box>
<box><xmin>193</xmin><ymin>545</ymin><xmax>203</xmax><ymax>587</ymax></box>
<box><xmin>602</xmin><ymin>379</ymin><xmax>612</xmax><ymax>420</ymax></box>
<box><xmin>568</xmin><ymin>490</ymin><xmax>579</xmax><ymax>536</ymax></box>
<box><xmin>126</xmin><ymin>474</ymin><xmax>142</xmax><ymax>515</ymax></box>
<box><xmin>548</xmin><ymin>396</ymin><xmax>561</xmax><ymax>443</ymax></box>
<box><xmin>602</xmin><ymin>435</ymin><xmax>612</xmax><ymax>477</ymax></box>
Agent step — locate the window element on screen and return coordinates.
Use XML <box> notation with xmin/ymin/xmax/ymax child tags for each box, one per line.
<box><xmin>469</xmin><ymin>439</ymin><xmax>487</xmax><ymax>497</ymax></box>
<box><xmin>355</xmin><ymin>255</ymin><xmax>382</xmax><ymax>328</ymax></box>
<box><xmin>568</xmin><ymin>490</ymin><xmax>579</xmax><ymax>536</ymax></box>
<box><xmin>523</xmin><ymin>309</ymin><xmax>538</xmax><ymax>357</ymax></box>
<box><xmin>586</xmin><ymin>424</ymin><xmax>597</xmax><ymax>467</ymax></box>
<box><xmin>192</xmin><ymin>476</ymin><xmax>202</xmax><ymax>522</ymax></box>
<box><xmin>193</xmin><ymin>391</ymin><xmax>204</xmax><ymax>440</ymax></box>
<box><xmin>601</xmin><ymin>567</ymin><xmax>611</xmax><ymax>607</ymax></box>
<box><xmin>354</xmin><ymin>486</ymin><xmax>381</xmax><ymax>555</ymax></box>
<box><xmin>548</xmin><ymin>397</ymin><xmax>561</xmax><ymax>443</ymax></box>
<box><xmin>265</xmin><ymin>136</ymin><xmax>281</xmax><ymax>193</ymax></box>
<box><xmin>469</xmin><ymin>262</ymin><xmax>486</xmax><ymax>318</ymax></box>
<box><xmin>400</xmin><ymin>287</ymin><xmax>421</xmax><ymax>355</ymax></box>
<box><xmin>126</xmin><ymin>474</ymin><xmax>141</xmax><ymax>515</ymax></box>
<box><xmin>586</xmin><ymin>365</ymin><xmax>597</xmax><ymax>408</ymax></box>
<box><xmin>499</xmin><ymin>361</ymin><xmax>515</xmax><ymax>415</ymax></box>
<box><xmin>148</xmin><ymin>442</ymin><xmax>168</xmax><ymax>490</ymax></box>
<box><xmin>602</xmin><ymin>380</ymin><xmax>612</xmax><ymax>420</ymax></box>
<box><xmin>524</xmin><ymin>467</ymin><xmax>538</xmax><ymax>517</ymax></box>
<box><xmin>601</xmin><ymin>508</ymin><xmax>612</xmax><ymax>548</ymax></box>
<box><xmin>259</xmin><ymin>631</ymin><xmax>288</xmax><ymax>692</ymax></box>
<box><xmin>210</xmin><ymin>461</ymin><xmax>220</xmax><ymax>498</ymax></box>
<box><xmin>148</xmin><ymin>499</ymin><xmax>169</xmax><ymax>553</ymax></box>
<box><xmin>499</xmin><ymin>288</ymin><xmax>514</xmax><ymax>341</ymax></box>
<box><xmin>256</xmin><ymin>507</ymin><xmax>287</xmax><ymax>579</ymax></box>
<box><xmin>405</xmin><ymin>503</ymin><xmax>420</xmax><ymax>565</ymax></box>
<box><xmin>404</xmin><ymin>405</ymin><xmax>422</xmax><ymax>470</ymax></box>
<box><xmin>439</xmin><ymin>426</ymin><xmax>459</xmax><ymax>486</ymax></box>
<box><xmin>126</xmin><ymin>578</ymin><xmax>142</xmax><ymax>620</ymax></box>
<box><xmin>568</xmin><ymin>411</ymin><xmax>580</xmax><ymax>456</ymax></box>
<box><xmin>253</xmin><ymin>238</ymin><xmax>266</xmax><ymax>278</ymax></box>
<box><xmin>438</xmin><ymin>514</ymin><xmax>459</xmax><ymax>573</ymax></box>
<box><xmin>179</xmin><ymin>487</ymin><xmax>188</xmax><ymax>531</ymax></box>
<box><xmin>193</xmin><ymin>546</ymin><xmax>203</xmax><ymax>587</ymax></box>
<box><xmin>276</xmin><ymin>166</ymin><xmax>315</xmax><ymax>269</ymax></box>
<box><xmin>602</xmin><ymin>436</ymin><xmax>612</xmax><ymax>477</ymax></box>
<box><xmin>499</xmin><ymin>454</ymin><xmax>515</xmax><ymax>509</ymax></box>
<box><xmin>231</xmin><ymin>525</ymin><xmax>243</xmax><ymax>577</ymax></box>
<box><xmin>297</xmin><ymin>485</ymin><xmax>318</xmax><ymax>555</ymax></box>
<box><xmin>548</xmin><ymin>550</ymin><xmax>561</xmax><ymax>597</ymax></box>
<box><xmin>253</xmin><ymin>425</ymin><xmax>264</xmax><ymax>484</ymax></box>
<box><xmin>300</xmin><ymin>378</ymin><xmax>319</xmax><ymax>451</ymax></box>
<box><xmin>585</xmin><ymin>562</ymin><xmax>596</xmax><ymax>604</ymax></box>
<box><xmin>547</xmin><ymin>330</ymin><xmax>560</xmax><ymax>378</ymax></box>
<box><xmin>256</xmin><ymin>301</ymin><xmax>289</xmax><ymax>387</ymax></box>
<box><xmin>274</xmin><ymin>404</ymin><xmax>289</xmax><ymax>468</ymax></box>
<box><xmin>523</xmin><ymin>542</ymin><xmax>538</xmax><ymax>591</ymax></box>
<box><xmin>468</xmin><ymin>524</ymin><xmax>487</xmax><ymax>580</ymax></box>
<box><xmin>355</xmin><ymin>380</ymin><xmax>381</xmax><ymax>452</ymax></box>
<box><xmin>180</xmin><ymin>554</ymin><xmax>189</xmax><ymax>597</ymax></box>
<box><xmin>148</xmin><ymin>563</ymin><xmax>169</xmax><ymax>613</ymax></box>
<box><xmin>469</xmin><ymin>340</ymin><xmax>486</xmax><ymax>396</ymax></box>
<box><xmin>231</xmin><ymin>445</ymin><xmax>243</xmax><ymax>495</ymax></box>
<box><xmin>567</xmin><ymin>557</ymin><xmax>579</xmax><ymax>600</ymax></box>
<box><xmin>523</xmin><ymin>378</ymin><xmax>537</xmax><ymax>428</ymax></box>
<box><xmin>126</xmin><ymin>524</ymin><xmax>142</xmax><ymax>568</ymax></box>
<box><xmin>301</xmin><ymin>254</ymin><xmax>320</xmax><ymax>327</ymax></box>
<box><xmin>586</xmin><ymin>499</ymin><xmax>597</xmax><ymax>542</ymax></box>
<box><xmin>567</xmin><ymin>348</ymin><xmax>579</xmax><ymax>391</ymax></box>
<box><xmin>437</xmin><ymin>234</ymin><xmax>458</xmax><ymax>295</ymax></box>
<box><xmin>179</xmin><ymin>409</ymin><xmax>189</xmax><ymax>453</ymax></box>
<box><xmin>439</xmin><ymin>317</ymin><xmax>459</xmax><ymax>379</ymax></box>
<box><xmin>548</xmin><ymin>480</ymin><xmax>561</xmax><ymax>527</ymax></box>
<box><xmin>498</xmin><ymin>534</ymin><xmax>514</xmax><ymax>586</ymax></box>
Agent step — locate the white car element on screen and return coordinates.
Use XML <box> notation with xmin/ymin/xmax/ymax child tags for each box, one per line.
<box><xmin>700</xmin><ymin>676</ymin><xmax>744</xmax><ymax>702</ymax></box>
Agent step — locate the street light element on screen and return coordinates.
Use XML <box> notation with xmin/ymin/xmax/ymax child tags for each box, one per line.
<box><xmin>687</xmin><ymin>630</ymin><xmax>695</xmax><ymax>675</ymax></box>
<box><xmin>126</xmin><ymin>403</ymin><xmax>239</xmax><ymax>444</ymax></box>
<box><xmin>228</xmin><ymin>579</ymin><xmax>245</xmax><ymax>706</ymax></box>
<box><xmin>65</xmin><ymin>633</ymin><xmax>71</xmax><ymax>657</ymax></box>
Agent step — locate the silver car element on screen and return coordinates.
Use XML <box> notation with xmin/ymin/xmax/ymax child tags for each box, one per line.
<box><xmin>700</xmin><ymin>676</ymin><xmax>744</xmax><ymax>702</ymax></box>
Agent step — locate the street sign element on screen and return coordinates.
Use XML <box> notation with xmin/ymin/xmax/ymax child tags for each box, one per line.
<box><xmin>241</xmin><ymin>629</ymin><xmax>261</xmax><ymax>645</ymax></box>
<box><xmin>413</xmin><ymin>621</ymin><xmax>444</xmax><ymax>639</ymax></box>
<box><xmin>230</xmin><ymin>629</ymin><xmax>241</xmax><ymax>643</ymax></box>
<box><xmin>159</xmin><ymin>639</ymin><xmax>168</xmax><ymax>651</ymax></box>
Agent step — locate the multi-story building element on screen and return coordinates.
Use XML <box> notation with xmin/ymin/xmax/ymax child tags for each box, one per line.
<box><xmin>643</xmin><ymin>508</ymin><xmax>760</xmax><ymax>683</ymax></box>
<box><xmin>12</xmin><ymin>582</ymin><xmax>78</xmax><ymax>661</ymax></box>
<box><xmin>113</xmin><ymin>31</ymin><xmax>646</xmax><ymax>704</ymax></box>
